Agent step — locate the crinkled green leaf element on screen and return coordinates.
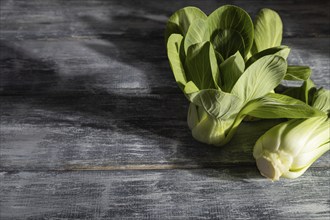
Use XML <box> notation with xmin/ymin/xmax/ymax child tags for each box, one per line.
<box><xmin>219</xmin><ymin>51</ymin><xmax>245</xmax><ymax>92</ymax></box>
<box><xmin>231</xmin><ymin>55</ymin><xmax>287</xmax><ymax>103</ymax></box>
<box><xmin>167</xmin><ymin>34</ymin><xmax>187</xmax><ymax>90</ymax></box>
<box><xmin>185</xmin><ymin>42</ymin><xmax>219</xmax><ymax>90</ymax></box>
<box><xmin>284</xmin><ymin>66</ymin><xmax>311</xmax><ymax>81</ymax></box>
<box><xmin>207</xmin><ymin>5</ymin><xmax>254</xmax><ymax>57</ymax></box>
<box><xmin>246</xmin><ymin>46</ymin><xmax>290</xmax><ymax>68</ymax></box>
<box><xmin>189</xmin><ymin>89</ymin><xmax>242</xmax><ymax>119</ymax></box>
<box><xmin>165</xmin><ymin>6</ymin><xmax>207</xmax><ymax>43</ymax></box>
<box><xmin>224</xmin><ymin>93</ymin><xmax>323</xmax><ymax>145</ymax></box>
<box><xmin>251</xmin><ymin>8</ymin><xmax>283</xmax><ymax>54</ymax></box>
<box><xmin>312</xmin><ymin>88</ymin><xmax>330</xmax><ymax>114</ymax></box>
<box><xmin>184</xmin><ymin>19</ymin><xmax>210</xmax><ymax>54</ymax></box>
<box><xmin>241</xmin><ymin>93</ymin><xmax>323</xmax><ymax>119</ymax></box>
<box><xmin>212</xmin><ymin>29</ymin><xmax>245</xmax><ymax>59</ymax></box>
<box><xmin>283</xmin><ymin>78</ymin><xmax>316</xmax><ymax>105</ymax></box>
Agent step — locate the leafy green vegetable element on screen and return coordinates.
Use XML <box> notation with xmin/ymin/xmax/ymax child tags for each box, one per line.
<box><xmin>185</xmin><ymin>54</ymin><xmax>321</xmax><ymax>146</ymax></box>
<box><xmin>253</xmin><ymin>85</ymin><xmax>330</xmax><ymax>180</ymax></box>
<box><xmin>166</xmin><ymin>5</ymin><xmax>323</xmax><ymax>147</ymax></box>
<box><xmin>185</xmin><ymin>55</ymin><xmax>289</xmax><ymax>146</ymax></box>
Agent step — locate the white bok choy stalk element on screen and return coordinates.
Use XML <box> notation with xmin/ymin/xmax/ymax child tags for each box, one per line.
<box><xmin>165</xmin><ymin>5</ymin><xmax>321</xmax><ymax>146</ymax></box>
<box><xmin>253</xmin><ymin>87</ymin><xmax>330</xmax><ymax>180</ymax></box>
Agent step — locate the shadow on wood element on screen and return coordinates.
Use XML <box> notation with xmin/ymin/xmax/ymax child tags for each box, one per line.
<box><xmin>0</xmin><ymin>41</ymin><xmax>60</xmax><ymax>94</ymax></box>
<box><xmin>0</xmin><ymin>3</ymin><xmax>297</xmax><ymax>178</ymax></box>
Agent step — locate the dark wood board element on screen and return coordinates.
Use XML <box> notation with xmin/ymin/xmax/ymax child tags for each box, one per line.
<box><xmin>1</xmin><ymin>96</ymin><xmax>329</xmax><ymax>171</ymax></box>
<box><xmin>1</xmin><ymin>168</ymin><xmax>329</xmax><ymax>219</ymax></box>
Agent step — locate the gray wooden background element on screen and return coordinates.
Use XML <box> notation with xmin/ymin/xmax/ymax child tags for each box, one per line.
<box><xmin>0</xmin><ymin>0</ymin><xmax>329</xmax><ymax>219</ymax></box>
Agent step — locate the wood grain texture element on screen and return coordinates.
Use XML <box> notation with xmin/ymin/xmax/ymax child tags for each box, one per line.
<box><xmin>1</xmin><ymin>168</ymin><xmax>329</xmax><ymax>219</ymax></box>
<box><xmin>1</xmin><ymin>0</ymin><xmax>330</xmax><ymax>219</ymax></box>
<box><xmin>0</xmin><ymin>0</ymin><xmax>329</xmax><ymax>40</ymax></box>
<box><xmin>1</xmin><ymin>96</ymin><xmax>329</xmax><ymax>171</ymax></box>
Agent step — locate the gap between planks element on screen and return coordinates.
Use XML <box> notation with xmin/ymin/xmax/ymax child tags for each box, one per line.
<box><xmin>0</xmin><ymin>163</ymin><xmax>254</xmax><ymax>173</ymax></box>
<box><xmin>1</xmin><ymin>163</ymin><xmax>328</xmax><ymax>172</ymax></box>
<box><xmin>66</xmin><ymin>163</ymin><xmax>253</xmax><ymax>171</ymax></box>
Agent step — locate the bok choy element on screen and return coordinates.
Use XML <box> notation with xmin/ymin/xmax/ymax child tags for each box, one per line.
<box><xmin>253</xmin><ymin>86</ymin><xmax>330</xmax><ymax>180</ymax></box>
<box><xmin>166</xmin><ymin>5</ymin><xmax>320</xmax><ymax>146</ymax></box>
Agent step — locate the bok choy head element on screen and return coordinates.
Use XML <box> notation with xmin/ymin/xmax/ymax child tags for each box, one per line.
<box><xmin>166</xmin><ymin>5</ymin><xmax>321</xmax><ymax>146</ymax></box>
<box><xmin>253</xmin><ymin>87</ymin><xmax>330</xmax><ymax>180</ymax></box>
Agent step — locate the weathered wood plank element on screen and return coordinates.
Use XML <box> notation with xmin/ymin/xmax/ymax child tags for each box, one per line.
<box><xmin>1</xmin><ymin>168</ymin><xmax>329</xmax><ymax>219</ymax></box>
<box><xmin>1</xmin><ymin>38</ymin><xmax>329</xmax><ymax>96</ymax></box>
<box><xmin>1</xmin><ymin>95</ymin><xmax>329</xmax><ymax>171</ymax></box>
<box><xmin>1</xmin><ymin>0</ymin><xmax>329</xmax><ymax>40</ymax></box>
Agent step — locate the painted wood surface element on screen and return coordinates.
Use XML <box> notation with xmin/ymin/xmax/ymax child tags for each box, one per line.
<box><xmin>1</xmin><ymin>96</ymin><xmax>329</xmax><ymax>171</ymax></box>
<box><xmin>1</xmin><ymin>168</ymin><xmax>329</xmax><ymax>219</ymax></box>
<box><xmin>1</xmin><ymin>0</ymin><xmax>329</xmax><ymax>219</ymax></box>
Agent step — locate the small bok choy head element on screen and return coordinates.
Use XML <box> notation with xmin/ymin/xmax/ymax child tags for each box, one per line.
<box><xmin>253</xmin><ymin>85</ymin><xmax>330</xmax><ymax>180</ymax></box>
<box><xmin>165</xmin><ymin>5</ymin><xmax>321</xmax><ymax>146</ymax></box>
